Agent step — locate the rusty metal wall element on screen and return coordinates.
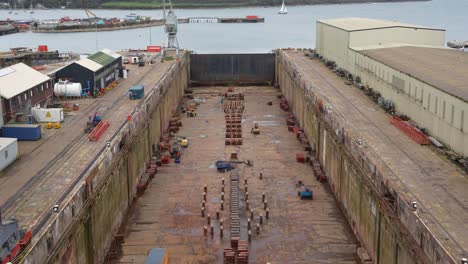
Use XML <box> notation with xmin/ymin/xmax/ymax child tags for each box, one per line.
<box><xmin>190</xmin><ymin>54</ymin><xmax>275</xmax><ymax>85</ymax></box>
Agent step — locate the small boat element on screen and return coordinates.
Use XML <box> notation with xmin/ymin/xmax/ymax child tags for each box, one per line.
<box><xmin>13</xmin><ymin>0</ymin><xmax>18</xmax><ymax>15</ymax></box>
<box><xmin>30</xmin><ymin>0</ymin><xmax>34</xmax><ymax>14</ymax></box>
<box><xmin>278</xmin><ymin>0</ymin><xmax>287</xmax><ymax>14</ymax></box>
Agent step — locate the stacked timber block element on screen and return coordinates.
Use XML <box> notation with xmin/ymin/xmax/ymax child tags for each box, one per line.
<box><xmin>224</xmin><ymin>93</ymin><xmax>244</xmax><ymax>145</ymax></box>
<box><xmin>230</xmin><ymin>169</ymin><xmax>240</xmax><ymax>245</ymax></box>
<box><xmin>280</xmin><ymin>96</ymin><xmax>289</xmax><ymax>111</ymax></box>
<box><xmin>223</xmin><ymin>248</ymin><xmax>235</xmax><ymax>264</ymax></box>
<box><xmin>224</xmin><ymin>169</ymin><xmax>250</xmax><ymax>264</ymax></box>
<box><xmin>310</xmin><ymin>156</ymin><xmax>327</xmax><ymax>183</ymax></box>
<box><xmin>146</xmin><ymin>159</ymin><xmax>158</xmax><ymax>178</ymax></box>
<box><xmin>168</xmin><ymin>117</ymin><xmax>182</xmax><ymax>133</ymax></box>
<box><xmin>237</xmin><ymin>240</ymin><xmax>249</xmax><ymax>263</ymax></box>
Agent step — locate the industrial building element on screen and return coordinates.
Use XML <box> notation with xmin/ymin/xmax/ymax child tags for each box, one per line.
<box><xmin>0</xmin><ymin>62</ymin><xmax>53</xmax><ymax>126</ymax></box>
<box><xmin>315</xmin><ymin>17</ymin><xmax>468</xmax><ymax>156</ymax></box>
<box><xmin>55</xmin><ymin>49</ymin><xmax>122</xmax><ymax>96</ymax></box>
<box><xmin>315</xmin><ymin>17</ymin><xmax>446</xmax><ymax>74</ymax></box>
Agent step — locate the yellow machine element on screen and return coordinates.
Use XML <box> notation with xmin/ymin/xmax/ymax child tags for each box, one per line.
<box><xmin>46</xmin><ymin>122</ymin><xmax>53</xmax><ymax>129</ymax></box>
<box><xmin>181</xmin><ymin>138</ymin><xmax>188</xmax><ymax>148</ymax></box>
<box><xmin>187</xmin><ymin>110</ymin><xmax>197</xmax><ymax>117</ymax></box>
<box><xmin>54</xmin><ymin>122</ymin><xmax>61</xmax><ymax>129</ymax></box>
<box><xmin>251</xmin><ymin>123</ymin><xmax>260</xmax><ymax>135</ymax></box>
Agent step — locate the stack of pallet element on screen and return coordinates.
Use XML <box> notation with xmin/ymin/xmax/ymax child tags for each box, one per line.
<box><xmin>168</xmin><ymin>117</ymin><xmax>182</xmax><ymax>133</ymax></box>
<box><xmin>310</xmin><ymin>156</ymin><xmax>327</xmax><ymax>182</ymax></box>
<box><xmin>237</xmin><ymin>240</ymin><xmax>249</xmax><ymax>263</ymax></box>
<box><xmin>224</xmin><ymin>93</ymin><xmax>244</xmax><ymax>146</ymax></box>
<box><xmin>280</xmin><ymin>96</ymin><xmax>289</xmax><ymax>111</ymax></box>
<box><xmin>230</xmin><ymin>169</ymin><xmax>240</xmax><ymax>248</ymax></box>
<box><xmin>223</xmin><ymin>248</ymin><xmax>235</xmax><ymax>264</ymax></box>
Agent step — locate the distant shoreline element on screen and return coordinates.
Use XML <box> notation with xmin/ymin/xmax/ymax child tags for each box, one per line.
<box><xmin>0</xmin><ymin>0</ymin><xmax>429</xmax><ymax>10</ymax></box>
<box><xmin>97</xmin><ymin>0</ymin><xmax>429</xmax><ymax>9</ymax></box>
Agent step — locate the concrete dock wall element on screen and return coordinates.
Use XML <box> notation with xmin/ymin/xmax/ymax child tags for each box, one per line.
<box><xmin>21</xmin><ymin>54</ymin><xmax>189</xmax><ymax>264</ymax></box>
<box><xmin>276</xmin><ymin>49</ymin><xmax>454</xmax><ymax>264</ymax></box>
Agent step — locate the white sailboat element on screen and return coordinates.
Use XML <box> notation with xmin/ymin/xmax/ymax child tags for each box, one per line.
<box><xmin>278</xmin><ymin>0</ymin><xmax>287</xmax><ymax>14</ymax></box>
<box><xmin>14</xmin><ymin>1</ymin><xmax>18</xmax><ymax>15</ymax></box>
<box><xmin>8</xmin><ymin>2</ymin><xmax>12</xmax><ymax>14</ymax></box>
<box><xmin>30</xmin><ymin>0</ymin><xmax>34</xmax><ymax>14</ymax></box>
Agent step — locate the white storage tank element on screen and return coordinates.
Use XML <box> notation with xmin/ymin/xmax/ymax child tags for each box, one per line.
<box><xmin>32</xmin><ymin>106</ymin><xmax>64</xmax><ymax>123</ymax></box>
<box><xmin>0</xmin><ymin>138</ymin><xmax>18</xmax><ymax>171</ymax></box>
<box><xmin>54</xmin><ymin>80</ymin><xmax>82</xmax><ymax>97</ymax></box>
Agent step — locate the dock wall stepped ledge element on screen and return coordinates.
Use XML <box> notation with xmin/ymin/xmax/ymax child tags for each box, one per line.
<box><xmin>276</xmin><ymin>49</ymin><xmax>460</xmax><ymax>264</ymax></box>
<box><xmin>21</xmin><ymin>54</ymin><xmax>189</xmax><ymax>264</ymax></box>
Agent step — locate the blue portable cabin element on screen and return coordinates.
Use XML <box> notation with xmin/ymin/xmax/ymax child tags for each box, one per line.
<box><xmin>145</xmin><ymin>248</ymin><xmax>168</xmax><ymax>264</ymax></box>
<box><xmin>2</xmin><ymin>123</ymin><xmax>41</xmax><ymax>141</ymax></box>
<box><xmin>129</xmin><ymin>84</ymin><xmax>144</xmax><ymax>100</ymax></box>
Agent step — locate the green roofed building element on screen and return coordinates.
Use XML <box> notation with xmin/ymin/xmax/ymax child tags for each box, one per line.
<box><xmin>55</xmin><ymin>49</ymin><xmax>123</xmax><ymax>96</ymax></box>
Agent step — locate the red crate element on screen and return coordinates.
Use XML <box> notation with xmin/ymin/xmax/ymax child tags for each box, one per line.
<box><xmin>296</xmin><ymin>153</ymin><xmax>305</xmax><ymax>163</ymax></box>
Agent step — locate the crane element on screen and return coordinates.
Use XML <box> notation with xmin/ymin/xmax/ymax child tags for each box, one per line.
<box><xmin>84</xmin><ymin>9</ymin><xmax>99</xmax><ymax>51</ymax></box>
<box><xmin>162</xmin><ymin>0</ymin><xmax>179</xmax><ymax>51</ymax></box>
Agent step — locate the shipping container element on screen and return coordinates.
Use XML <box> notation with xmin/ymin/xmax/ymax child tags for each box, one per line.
<box><xmin>145</xmin><ymin>248</ymin><xmax>168</xmax><ymax>264</ymax></box>
<box><xmin>147</xmin><ymin>46</ymin><xmax>162</xmax><ymax>52</ymax></box>
<box><xmin>2</xmin><ymin>124</ymin><xmax>42</xmax><ymax>141</ymax></box>
<box><xmin>0</xmin><ymin>137</ymin><xmax>18</xmax><ymax>171</ymax></box>
<box><xmin>31</xmin><ymin>107</ymin><xmax>64</xmax><ymax>123</ymax></box>
<box><xmin>129</xmin><ymin>84</ymin><xmax>144</xmax><ymax>100</ymax></box>
<box><xmin>38</xmin><ymin>45</ymin><xmax>48</xmax><ymax>52</ymax></box>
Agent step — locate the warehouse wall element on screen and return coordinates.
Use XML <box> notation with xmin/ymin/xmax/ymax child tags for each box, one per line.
<box><xmin>316</xmin><ymin>22</ymin><xmax>350</xmax><ymax>72</ymax></box>
<box><xmin>276</xmin><ymin>49</ymin><xmax>455</xmax><ymax>264</ymax></box>
<box><xmin>316</xmin><ymin>21</ymin><xmax>445</xmax><ymax>78</ymax></box>
<box><xmin>355</xmin><ymin>52</ymin><xmax>468</xmax><ymax>156</ymax></box>
<box><xmin>22</xmin><ymin>54</ymin><xmax>189</xmax><ymax>264</ymax></box>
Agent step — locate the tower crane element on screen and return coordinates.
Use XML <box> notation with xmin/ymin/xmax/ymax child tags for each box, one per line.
<box><xmin>84</xmin><ymin>9</ymin><xmax>99</xmax><ymax>51</ymax></box>
<box><xmin>162</xmin><ymin>0</ymin><xmax>179</xmax><ymax>51</ymax></box>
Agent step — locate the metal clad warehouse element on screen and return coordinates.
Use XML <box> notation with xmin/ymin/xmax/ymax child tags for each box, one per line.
<box><xmin>315</xmin><ymin>17</ymin><xmax>445</xmax><ymax>76</ymax></box>
<box><xmin>315</xmin><ymin>18</ymin><xmax>468</xmax><ymax>156</ymax></box>
<box><xmin>0</xmin><ymin>63</ymin><xmax>53</xmax><ymax>126</ymax></box>
<box><xmin>55</xmin><ymin>49</ymin><xmax>122</xmax><ymax>96</ymax></box>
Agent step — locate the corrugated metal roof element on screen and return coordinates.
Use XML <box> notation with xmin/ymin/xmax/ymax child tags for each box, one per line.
<box><xmin>0</xmin><ymin>63</ymin><xmax>51</xmax><ymax>99</ymax></box>
<box><xmin>88</xmin><ymin>51</ymin><xmax>115</xmax><ymax>67</ymax></box>
<box><xmin>75</xmin><ymin>58</ymin><xmax>103</xmax><ymax>72</ymax></box>
<box><xmin>359</xmin><ymin>46</ymin><xmax>468</xmax><ymax>102</ymax></box>
<box><xmin>351</xmin><ymin>43</ymin><xmax>443</xmax><ymax>51</ymax></box>
<box><xmin>318</xmin><ymin>17</ymin><xmax>444</xmax><ymax>32</ymax></box>
<box><xmin>101</xmin><ymin>48</ymin><xmax>122</xmax><ymax>59</ymax></box>
<box><xmin>73</xmin><ymin>49</ymin><xmax>120</xmax><ymax>72</ymax></box>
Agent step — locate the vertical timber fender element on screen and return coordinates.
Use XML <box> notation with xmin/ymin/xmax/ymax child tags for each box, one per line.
<box><xmin>276</xmin><ymin>49</ymin><xmax>455</xmax><ymax>264</ymax></box>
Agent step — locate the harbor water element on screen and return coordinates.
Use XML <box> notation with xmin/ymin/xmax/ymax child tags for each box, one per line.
<box><xmin>0</xmin><ymin>0</ymin><xmax>467</xmax><ymax>54</ymax></box>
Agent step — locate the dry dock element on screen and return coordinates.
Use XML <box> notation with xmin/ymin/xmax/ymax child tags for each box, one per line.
<box><xmin>1</xmin><ymin>51</ymin><xmax>466</xmax><ymax>264</ymax></box>
<box><xmin>112</xmin><ymin>87</ymin><xmax>357</xmax><ymax>263</ymax></box>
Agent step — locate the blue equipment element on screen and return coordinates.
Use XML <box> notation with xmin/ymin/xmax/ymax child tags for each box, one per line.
<box><xmin>298</xmin><ymin>188</ymin><xmax>313</xmax><ymax>200</ymax></box>
<box><xmin>215</xmin><ymin>160</ymin><xmax>233</xmax><ymax>172</ymax></box>
<box><xmin>129</xmin><ymin>84</ymin><xmax>144</xmax><ymax>100</ymax></box>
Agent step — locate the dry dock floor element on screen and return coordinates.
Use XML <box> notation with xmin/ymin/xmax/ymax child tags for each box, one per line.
<box><xmin>114</xmin><ymin>87</ymin><xmax>357</xmax><ymax>264</ymax></box>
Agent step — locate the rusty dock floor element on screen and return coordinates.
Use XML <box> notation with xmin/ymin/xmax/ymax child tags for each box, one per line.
<box><xmin>113</xmin><ymin>87</ymin><xmax>357</xmax><ymax>264</ymax></box>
